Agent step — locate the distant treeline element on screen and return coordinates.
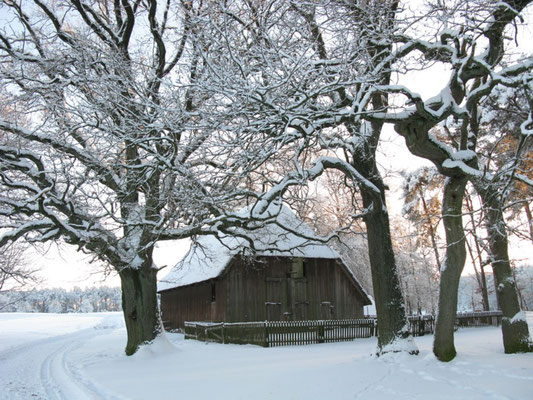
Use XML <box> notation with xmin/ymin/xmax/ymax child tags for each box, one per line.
<box><xmin>0</xmin><ymin>286</ymin><xmax>122</xmax><ymax>313</ymax></box>
<box><xmin>458</xmin><ymin>264</ymin><xmax>533</xmax><ymax>312</ymax></box>
<box><xmin>2</xmin><ymin>263</ymin><xmax>532</xmax><ymax>315</ymax></box>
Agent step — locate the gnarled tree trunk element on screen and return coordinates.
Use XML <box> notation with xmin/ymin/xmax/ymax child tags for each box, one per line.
<box><xmin>357</xmin><ymin>165</ymin><xmax>415</xmax><ymax>354</ymax></box>
<box><xmin>475</xmin><ymin>183</ymin><xmax>532</xmax><ymax>353</ymax></box>
<box><xmin>119</xmin><ymin>258</ymin><xmax>161</xmax><ymax>356</ymax></box>
<box><xmin>433</xmin><ymin>176</ymin><xmax>468</xmax><ymax>361</ymax></box>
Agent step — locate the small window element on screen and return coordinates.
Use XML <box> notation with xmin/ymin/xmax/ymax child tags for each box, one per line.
<box><xmin>211</xmin><ymin>281</ymin><xmax>216</xmax><ymax>302</ymax></box>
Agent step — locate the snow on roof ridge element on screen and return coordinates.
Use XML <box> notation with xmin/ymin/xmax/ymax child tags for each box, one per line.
<box><xmin>158</xmin><ymin>204</ymin><xmax>340</xmax><ymax>291</ymax></box>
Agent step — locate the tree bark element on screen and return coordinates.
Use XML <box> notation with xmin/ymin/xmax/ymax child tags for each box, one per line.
<box><xmin>358</xmin><ymin>169</ymin><xmax>415</xmax><ymax>354</ymax></box>
<box><xmin>433</xmin><ymin>177</ymin><xmax>468</xmax><ymax>362</ymax></box>
<box><xmin>119</xmin><ymin>258</ymin><xmax>161</xmax><ymax>356</ymax></box>
<box><xmin>475</xmin><ymin>183</ymin><xmax>532</xmax><ymax>354</ymax></box>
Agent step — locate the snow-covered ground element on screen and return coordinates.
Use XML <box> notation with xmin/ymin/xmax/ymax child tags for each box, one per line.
<box><xmin>1</xmin><ymin>312</ymin><xmax>532</xmax><ymax>399</ymax></box>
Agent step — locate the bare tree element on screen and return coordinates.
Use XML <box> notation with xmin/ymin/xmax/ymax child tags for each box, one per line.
<box><xmin>393</xmin><ymin>219</ymin><xmax>439</xmax><ymax>315</ymax></box>
<box><xmin>0</xmin><ymin>0</ymin><xmax>283</xmax><ymax>355</ymax></box>
<box><xmin>201</xmin><ymin>0</ymin><xmax>533</xmax><ymax>359</ymax></box>
<box><xmin>402</xmin><ymin>167</ymin><xmax>444</xmax><ymax>274</ymax></box>
<box><xmin>474</xmin><ymin>85</ymin><xmax>533</xmax><ymax>243</ymax></box>
<box><xmin>191</xmin><ymin>0</ymin><xmax>418</xmax><ymax>355</ymax></box>
<box><xmin>463</xmin><ymin>188</ymin><xmax>491</xmax><ymax>311</ymax></box>
<box><xmin>402</xmin><ymin>170</ymin><xmax>493</xmax><ymax>312</ymax></box>
<box><xmin>367</xmin><ymin>0</ymin><xmax>533</xmax><ymax>360</ymax></box>
<box><xmin>0</xmin><ymin>242</ymin><xmax>39</xmax><ymax>292</ymax></box>
<box><xmin>3</xmin><ymin>0</ymin><xmax>530</xmax><ymax>362</ymax></box>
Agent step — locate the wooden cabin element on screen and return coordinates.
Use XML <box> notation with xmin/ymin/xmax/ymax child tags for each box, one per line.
<box><xmin>158</xmin><ymin>206</ymin><xmax>371</xmax><ymax>331</ymax></box>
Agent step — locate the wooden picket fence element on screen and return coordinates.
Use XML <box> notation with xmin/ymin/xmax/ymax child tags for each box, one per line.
<box><xmin>407</xmin><ymin>315</ymin><xmax>435</xmax><ymax>336</ymax></box>
<box><xmin>455</xmin><ymin>311</ymin><xmax>503</xmax><ymax>327</ymax></box>
<box><xmin>183</xmin><ymin>311</ymin><xmax>503</xmax><ymax>347</ymax></box>
<box><xmin>267</xmin><ymin>319</ymin><xmax>376</xmax><ymax>347</ymax></box>
<box><xmin>184</xmin><ymin>319</ymin><xmax>376</xmax><ymax>347</ymax></box>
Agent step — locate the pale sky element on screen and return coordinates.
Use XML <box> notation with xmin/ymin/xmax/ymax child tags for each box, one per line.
<box><xmin>33</xmin><ymin>240</ymin><xmax>190</xmax><ymax>289</ymax></box>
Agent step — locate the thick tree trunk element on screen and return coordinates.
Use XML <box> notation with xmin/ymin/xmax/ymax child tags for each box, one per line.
<box><xmin>476</xmin><ymin>184</ymin><xmax>532</xmax><ymax>354</ymax></box>
<box><xmin>433</xmin><ymin>177</ymin><xmax>468</xmax><ymax>362</ymax></box>
<box><xmin>359</xmin><ymin>174</ymin><xmax>416</xmax><ymax>355</ymax></box>
<box><xmin>119</xmin><ymin>260</ymin><xmax>161</xmax><ymax>356</ymax></box>
<box><xmin>344</xmin><ymin>0</ymin><xmax>413</xmax><ymax>355</ymax></box>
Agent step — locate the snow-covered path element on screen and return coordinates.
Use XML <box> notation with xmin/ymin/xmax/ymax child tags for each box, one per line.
<box><xmin>2</xmin><ymin>328</ymin><xmax>102</xmax><ymax>399</ymax></box>
<box><xmin>1</xmin><ymin>312</ymin><xmax>533</xmax><ymax>399</ymax></box>
<box><xmin>0</xmin><ymin>313</ymin><xmax>123</xmax><ymax>400</ymax></box>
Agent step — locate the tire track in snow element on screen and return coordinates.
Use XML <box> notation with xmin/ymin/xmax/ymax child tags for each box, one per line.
<box><xmin>39</xmin><ymin>328</ymin><xmax>126</xmax><ymax>400</ymax></box>
<box><xmin>40</xmin><ymin>332</ymin><xmax>94</xmax><ymax>399</ymax></box>
<box><xmin>1</xmin><ymin>326</ymin><xmax>123</xmax><ymax>400</ymax></box>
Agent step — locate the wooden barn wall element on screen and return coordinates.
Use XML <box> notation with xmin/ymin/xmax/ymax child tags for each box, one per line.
<box><xmin>305</xmin><ymin>258</ymin><xmax>366</xmax><ymax>320</ymax></box>
<box><xmin>291</xmin><ymin>258</ymin><xmax>365</xmax><ymax>320</ymax></box>
<box><xmin>223</xmin><ymin>257</ymin><xmax>286</xmax><ymax>322</ymax></box>
<box><xmin>223</xmin><ymin>257</ymin><xmax>366</xmax><ymax>322</ymax></box>
<box><xmin>160</xmin><ymin>256</ymin><xmax>367</xmax><ymax>329</ymax></box>
<box><xmin>160</xmin><ymin>279</ymin><xmax>226</xmax><ymax>330</ymax></box>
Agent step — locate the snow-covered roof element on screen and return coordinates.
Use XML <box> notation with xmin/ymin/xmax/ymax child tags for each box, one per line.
<box><xmin>158</xmin><ymin>204</ymin><xmax>339</xmax><ymax>291</ymax></box>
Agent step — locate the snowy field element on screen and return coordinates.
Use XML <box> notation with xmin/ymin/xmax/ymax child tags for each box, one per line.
<box><xmin>1</xmin><ymin>312</ymin><xmax>532</xmax><ymax>400</ymax></box>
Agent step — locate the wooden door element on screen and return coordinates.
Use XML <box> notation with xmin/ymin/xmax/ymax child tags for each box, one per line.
<box><xmin>291</xmin><ymin>278</ymin><xmax>308</xmax><ymax>320</ymax></box>
<box><xmin>265</xmin><ymin>277</ymin><xmax>284</xmax><ymax>320</ymax></box>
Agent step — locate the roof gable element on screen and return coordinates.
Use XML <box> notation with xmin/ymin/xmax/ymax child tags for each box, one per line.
<box><xmin>158</xmin><ymin>204</ymin><xmax>339</xmax><ymax>291</ymax></box>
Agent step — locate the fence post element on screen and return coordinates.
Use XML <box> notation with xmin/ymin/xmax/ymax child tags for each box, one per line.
<box><xmin>318</xmin><ymin>324</ymin><xmax>324</xmax><ymax>343</ymax></box>
<box><xmin>264</xmin><ymin>321</ymin><xmax>269</xmax><ymax>348</ymax></box>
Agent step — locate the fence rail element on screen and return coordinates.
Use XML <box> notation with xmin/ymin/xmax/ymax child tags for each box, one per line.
<box><xmin>184</xmin><ymin>311</ymin><xmax>503</xmax><ymax>347</ymax></box>
<box><xmin>455</xmin><ymin>311</ymin><xmax>503</xmax><ymax>327</ymax></box>
<box><xmin>184</xmin><ymin>319</ymin><xmax>375</xmax><ymax>347</ymax></box>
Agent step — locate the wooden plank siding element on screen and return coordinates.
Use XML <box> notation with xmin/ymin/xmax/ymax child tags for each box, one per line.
<box><xmin>160</xmin><ymin>255</ymin><xmax>369</xmax><ymax>330</ymax></box>
<box><xmin>160</xmin><ymin>279</ymin><xmax>226</xmax><ymax>331</ymax></box>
